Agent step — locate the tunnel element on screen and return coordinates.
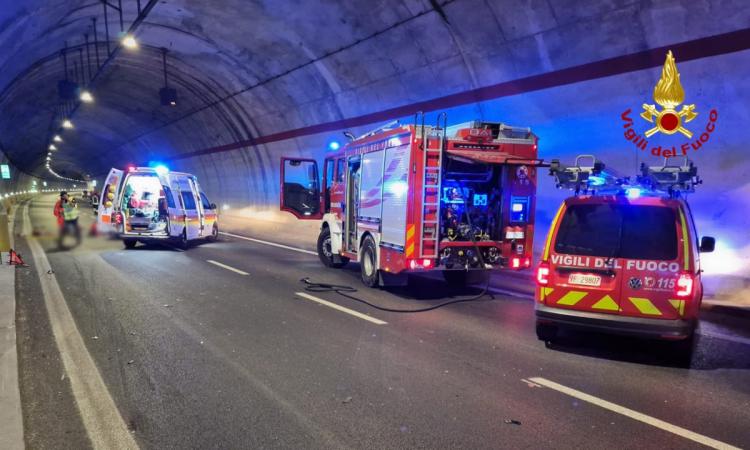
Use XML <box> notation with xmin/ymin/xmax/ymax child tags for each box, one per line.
<box><xmin>1</xmin><ymin>1</ymin><xmax>749</xmax><ymax>448</ymax></box>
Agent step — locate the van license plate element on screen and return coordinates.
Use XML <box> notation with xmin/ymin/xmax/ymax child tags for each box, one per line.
<box><xmin>568</xmin><ymin>273</ymin><xmax>601</xmax><ymax>287</ymax></box>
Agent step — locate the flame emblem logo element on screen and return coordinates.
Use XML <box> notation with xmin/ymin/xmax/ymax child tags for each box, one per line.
<box><xmin>640</xmin><ymin>51</ymin><xmax>697</xmax><ymax>138</ymax></box>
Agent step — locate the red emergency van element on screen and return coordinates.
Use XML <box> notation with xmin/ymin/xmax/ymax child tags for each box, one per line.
<box><xmin>535</xmin><ymin>156</ymin><xmax>714</xmax><ymax>355</ymax></box>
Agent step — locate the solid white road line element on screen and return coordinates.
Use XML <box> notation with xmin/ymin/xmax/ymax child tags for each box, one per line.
<box><xmin>529</xmin><ymin>376</ymin><xmax>740</xmax><ymax>450</ymax></box>
<box><xmin>218</xmin><ymin>231</ymin><xmax>317</xmax><ymax>256</ymax></box>
<box><xmin>206</xmin><ymin>259</ymin><xmax>249</xmax><ymax>275</ymax></box>
<box><xmin>295</xmin><ymin>292</ymin><xmax>387</xmax><ymax>325</ymax></box>
<box><xmin>23</xmin><ymin>205</ymin><xmax>139</xmax><ymax>450</ymax></box>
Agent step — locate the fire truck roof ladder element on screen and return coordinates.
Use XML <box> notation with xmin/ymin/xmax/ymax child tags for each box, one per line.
<box><xmin>417</xmin><ymin>112</ymin><xmax>447</xmax><ymax>258</ymax></box>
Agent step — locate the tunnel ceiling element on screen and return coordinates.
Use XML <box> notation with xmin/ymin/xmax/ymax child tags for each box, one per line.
<box><xmin>0</xmin><ymin>0</ymin><xmax>746</xmax><ymax>180</ymax></box>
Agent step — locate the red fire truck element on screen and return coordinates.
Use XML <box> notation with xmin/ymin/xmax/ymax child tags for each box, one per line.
<box><xmin>280</xmin><ymin>114</ymin><xmax>542</xmax><ymax>287</ymax></box>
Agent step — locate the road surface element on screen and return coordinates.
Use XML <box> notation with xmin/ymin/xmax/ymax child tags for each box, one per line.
<box><xmin>13</xmin><ymin>194</ymin><xmax>750</xmax><ymax>449</ymax></box>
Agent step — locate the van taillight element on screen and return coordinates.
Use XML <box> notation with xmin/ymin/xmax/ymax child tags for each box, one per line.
<box><xmin>676</xmin><ymin>273</ymin><xmax>694</xmax><ymax>297</ymax></box>
<box><xmin>536</xmin><ymin>262</ymin><xmax>550</xmax><ymax>285</ymax></box>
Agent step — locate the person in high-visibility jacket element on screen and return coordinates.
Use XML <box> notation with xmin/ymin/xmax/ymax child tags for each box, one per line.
<box><xmin>58</xmin><ymin>196</ymin><xmax>81</xmax><ymax>249</ymax></box>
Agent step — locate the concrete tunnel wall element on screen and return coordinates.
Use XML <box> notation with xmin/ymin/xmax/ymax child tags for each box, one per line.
<box><xmin>0</xmin><ymin>1</ymin><xmax>749</xmax><ymax>300</ymax></box>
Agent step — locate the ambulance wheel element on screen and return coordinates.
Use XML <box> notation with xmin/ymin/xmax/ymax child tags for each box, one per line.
<box><xmin>179</xmin><ymin>230</ymin><xmax>189</xmax><ymax>250</ymax></box>
<box><xmin>360</xmin><ymin>235</ymin><xmax>379</xmax><ymax>288</ymax></box>
<box><xmin>123</xmin><ymin>239</ymin><xmax>137</xmax><ymax>249</ymax></box>
<box><xmin>207</xmin><ymin>224</ymin><xmax>219</xmax><ymax>242</ymax></box>
<box><xmin>317</xmin><ymin>227</ymin><xmax>348</xmax><ymax>268</ymax></box>
<box><xmin>536</xmin><ymin>321</ymin><xmax>558</xmax><ymax>344</ymax></box>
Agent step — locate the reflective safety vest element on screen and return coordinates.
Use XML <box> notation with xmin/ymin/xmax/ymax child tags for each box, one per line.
<box><xmin>63</xmin><ymin>203</ymin><xmax>79</xmax><ymax>221</ymax></box>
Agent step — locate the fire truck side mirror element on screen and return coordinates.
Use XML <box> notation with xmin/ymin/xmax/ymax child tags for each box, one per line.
<box><xmin>699</xmin><ymin>236</ymin><xmax>715</xmax><ymax>253</ymax></box>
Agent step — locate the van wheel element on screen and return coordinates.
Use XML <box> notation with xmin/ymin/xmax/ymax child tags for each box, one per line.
<box><xmin>123</xmin><ymin>239</ymin><xmax>137</xmax><ymax>249</ymax></box>
<box><xmin>536</xmin><ymin>321</ymin><xmax>558</xmax><ymax>344</ymax></box>
<box><xmin>673</xmin><ymin>333</ymin><xmax>696</xmax><ymax>367</ymax></box>
<box><xmin>179</xmin><ymin>230</ymin><xmax>189</xmax><ymax>250</ymax></box>
<box><xmin>317</xmin><ymin>227</ymin><xmax>348</xmax><ymax>268</ymax></box>
<box><xmin>360</xmin><ymin>235</ymin><xmax>379</xmax><ymax>288</ymax></box>
<box><xmin>207</xmin><ymin>224</ymin><xmax>219</xmax><ymax>242</ymax></box>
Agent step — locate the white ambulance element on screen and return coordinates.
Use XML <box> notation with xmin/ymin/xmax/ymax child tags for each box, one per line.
<box><xmin>97</xmin><ymin>166</ymin><xmax>219</xmax><ymax>249</ymax></box>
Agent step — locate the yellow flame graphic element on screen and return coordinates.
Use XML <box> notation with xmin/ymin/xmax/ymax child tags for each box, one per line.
<box><xmin>653</xmin><ymin>51</ymin><xmax>684</xmax><ymax>108</ymax></box>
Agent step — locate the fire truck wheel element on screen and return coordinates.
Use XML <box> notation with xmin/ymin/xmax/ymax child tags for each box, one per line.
<box><xmin>360</xmin><ymin>235</ymin><xmax>379</xmax><ymax>287</ymax></box>
<box><xmin>123</xmin><ymin>239</ymin><xmax>137</xmax><ymax>249</ymax></box>
<box><xmin>317</xmin><ymin>227</ymin><xmax>348</xmax><ymax>268</ymax></box>
<box><xmin>535</xmin><ymin>321</ymin><xmax>558</xmax><ymax>344</ymax></box>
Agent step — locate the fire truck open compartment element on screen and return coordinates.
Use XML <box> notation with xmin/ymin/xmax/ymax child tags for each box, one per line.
<box><xmin>120</xmin><ymin>173</ymin><xmax>169</xmax><ymax>234</ymax></box>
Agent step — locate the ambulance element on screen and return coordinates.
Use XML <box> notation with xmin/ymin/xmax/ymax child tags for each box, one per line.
<box><xmin>535</xmin><ymin>156</ymin><xmax>714</xmax><ymax>355</ymax></box>
<box><xmin>97</xmin><ymin>166</ymin><xmax>219</xmax><ymax>248</ymax></box>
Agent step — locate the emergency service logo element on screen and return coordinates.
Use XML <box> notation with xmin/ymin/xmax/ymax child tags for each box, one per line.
<box><xmin>621</xmin><ymin>50</ymin><xmax>718</xmax><ymax>157</ymax></box>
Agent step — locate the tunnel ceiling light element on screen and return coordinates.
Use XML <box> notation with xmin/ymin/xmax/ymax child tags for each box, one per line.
<box><xmin>80</xmin><ymin>90</ymin><xmax>94</xmax><ymax>103</ymax></box>
<box><xmin>49</xmin><ymin>144</ymin><xmax>57</xmax><ymax>151</ymax></box>
<box><xmin>53</xmin><ymin>135</ymin><xmax>63</xmax><ymax>142</ymax></box>
<box><xmin>122</xmin><ymin>35</ymin><xmax>138</xmax><ymax>49</ymax></box>
<box><xmin>62</xmin><ymin>119</ymin><xmax>74</xmax><ymax>129</ymax></box>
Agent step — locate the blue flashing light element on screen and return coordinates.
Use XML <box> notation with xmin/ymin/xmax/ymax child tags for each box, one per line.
<box><xmin>625</xmin><ymin>188</ymin><xmax>642</xmax><ymax>199</ymax></box>
<box><xmin>588</xmin><ymin>175</ymin><xmax>606</xmax><ymax>186</ymax></box>
<box><xmin>154</xmin><ymin>165</ymin><xmax>169</xmax><ymax>176</ymax></box>
<box><xmin>328</xmin><ymin>141</ymin><xmax>341</xmax><ymax>151</ymax></box>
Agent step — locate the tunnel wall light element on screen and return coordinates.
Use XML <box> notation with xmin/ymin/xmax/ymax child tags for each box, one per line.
<box><xmin>49</xmin><ymin>144</ymin><xmax>57</xmax><ymax>151</ymax></box>
<box><xmin>53</xmin><ymin>135</ymin><xmax>63</xmax><ymax>142</ymax></box>
<box><xmin>62</xmin><ymin>119</ymin><xmax>74</xmax><ymax>129</ymax></box>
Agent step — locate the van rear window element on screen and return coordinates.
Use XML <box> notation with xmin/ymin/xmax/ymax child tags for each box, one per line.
<box><xmin>180</xmin><ymin>191</ymin><xmax>196</xmax><ymax>210</ymax></box>
<box><xmin>554</xmin><ymin>204</ymin><xmax>678</xmax><ymax>260</ymax></box>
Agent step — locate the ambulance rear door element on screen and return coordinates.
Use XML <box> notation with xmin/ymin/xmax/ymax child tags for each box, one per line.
<box><xmin>543</xmin><ymin>200</ymin><xmax>624</xmax><ymax>315</ymax></box>
<box><xmin>617</xmin><ymin>204</ymin><xmax>684</xmax><ymax>320</ymax></box>
<box><xmin>173</xmin><ymin>175</ymin><xmax>201</xmax><ymax>240</ymax></box>
<box><xmin>97</xmin><ymin>168</ymin><xmax>123</xmax><ymax>233</ymax></box>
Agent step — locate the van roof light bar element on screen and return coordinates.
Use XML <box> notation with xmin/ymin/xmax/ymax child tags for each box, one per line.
<box><xmin>548</xmin><ymin>154</ymin><xmax>607</xmax><ymax>194</ymax></box>
<box><xmin>637</xmin><ymin>156</ymin><xmax>701</xmax><ymax>195</ymax></box>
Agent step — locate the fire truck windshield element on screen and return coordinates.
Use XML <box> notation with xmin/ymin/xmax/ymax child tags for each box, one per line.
<box><xmin>554</xmin><ymin>204</ymin><xmax>678</xmax><ymax>260</ymax></box>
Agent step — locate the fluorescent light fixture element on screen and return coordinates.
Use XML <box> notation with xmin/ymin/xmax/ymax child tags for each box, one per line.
<box><xmin>49</xmin><ymin>144</ymin><xmax>57</xmax><ymax>150</ymax></box>
<box><xmin>122</xmin><ymin>35</ymin><xmax>138</xmax><ymax>49</ymax></box>
<box><xmin>62</xmin><ymin>119</ymin><xmax>73</xmax><ymax>129</ymax></box>
<box><xmin>80</xmin><ymin>90</ymin><xmax>94</xmax><ymax>103</ymax></box>
<box><xmin>53</xmin><ymin>135</ymin><xmax>62</xmax><ymax>142</ymax></box>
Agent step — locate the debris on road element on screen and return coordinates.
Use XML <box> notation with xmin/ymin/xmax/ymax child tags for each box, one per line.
<box><xmin>342</xmin><ymin>396</ymin><xmax>353</xmax><ymax>404</ymax></box>
<box><xmin>504</xmin><ymin>419</ymin><xmax>522</xmax><ymax>426</ymax></box>
<box><xmin>127</xmin><ymin>360</ymin><xmax>135</xmax><ymax>365</ymax></box>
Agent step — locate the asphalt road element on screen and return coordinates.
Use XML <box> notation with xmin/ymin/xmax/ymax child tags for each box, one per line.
<box><xmin>15</xmin><ymin>194</ymin><xmax>750</xmax><ymax>449</ymax></box>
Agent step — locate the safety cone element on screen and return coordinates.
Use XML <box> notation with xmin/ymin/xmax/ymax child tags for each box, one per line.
<box><xmin>8</xmin><ymin>249</ymin><xmax>28</xmax><ymax>266</ymax></box>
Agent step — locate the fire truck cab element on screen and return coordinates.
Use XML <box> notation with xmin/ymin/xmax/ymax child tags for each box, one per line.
<box><xmin>535</xmin><ymin>156</ymin><xmax>714</xmax><ymax>356</ymax></box>
<box><xmin>280</xmin><ymin>114</ymin><xmax>542</xmax><ymax>287</ymax></box>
